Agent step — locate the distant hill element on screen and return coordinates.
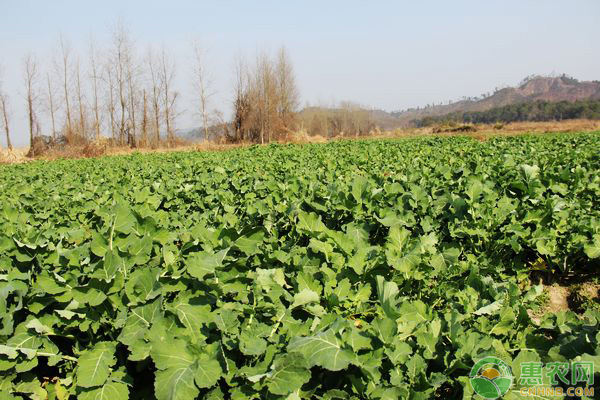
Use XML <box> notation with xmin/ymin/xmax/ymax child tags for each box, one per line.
<box><xmin>183</xmin><ymin>75</ymin><xmax>600</xmax><ymax>137</ymax></box>
<box><xmin>386</xmin><ymin>75</ymin><xmax>600</xmax><ymax>127</ymax></box>
<box><xmin>416</xmin><ymin>99</ymin><xmax>600</xmax><ymax>127</ymax></box>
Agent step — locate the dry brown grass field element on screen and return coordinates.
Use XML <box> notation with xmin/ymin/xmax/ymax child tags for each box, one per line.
<box><xmin>1</xmin><ymin>119</ymin><xmax>599</xmax><ymax>164</ymax></box>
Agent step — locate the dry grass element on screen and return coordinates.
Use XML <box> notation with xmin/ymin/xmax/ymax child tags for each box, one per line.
<box><xmin>285</xmin><ymin>129</ymin><xmax>328</xmax><ymax>144</ymax></box>
<box><xmin>0</xmin><ymin>148</ymin><xmax>29</xmax><ymax>164</ymax></box>
<box><xmin>1</xmin><ymin>119</ymin><xmax>598</xmax><ymax>165</ymax></box>
<box><xmin>386</xmin><ymin>119</ymin><xmax>600</xmax><ymax>139</ymax></box>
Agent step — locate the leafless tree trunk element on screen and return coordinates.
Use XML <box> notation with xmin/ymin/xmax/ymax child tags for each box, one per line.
<box><xmin>275</xmin><ymin>46</ymin><xmax>299</xmax><ymax>132</ymax></box>
<box><xmin>147</xmin><ymin>49</ymin><xmax>162</xmax><ymax>146</ymax></box>
<box><xmin>105</xmin><ymin>67</ymin><xmax>117</xmax><ymax>142</ymax></box>
<box><xmin>256</xmin><ymin>52</ymin><xmax>276</xmax><ymax>143</ymax></box>
<box><xmin>0</xmin><ymin>84</ymin><xmax>12</xmax><ymax>151</ymax></box>
<box><xmin>126</xmin><ymin>51</ymin><xmax>138</xmax><ymax>147</ymax></box>
<box><xmin>109</xmin><ymin>24</ymin><xmax>130</xmax><ymax>145</ymax></box>
<box><xmin>59</xmin><ymin>36</ymin><xmax>73</xmax><ymax>138</ymax></box>
<box><xmin>46</xmin><ymin>73</ymin><xmax>57</xmax><ymax>140</ymax></box>
<box><xmin>141</xmin><ymin>89</ymin><xmax>148</xmax><ymax>147</ymax></box>
<box><xmin>233</xmin><ymin>56</ymin><xmax>249</xmax><ymax>142</ymax></box>
<box><xmin>23</xmin><ymin>54</ymin><xmax>39</xmax><ymax>155</ymax></box>
<box><xmin>192</xmin><ymin>41</ymin><xmax>214</xmax><ymax>142</ymax></box>
<box><xmin>159</xmin><ymin>48</ymin><xmax>177</xmax><ymax>145</ymax></box>
<box><xmin>75</xmin><ymin>59</ymin><xmax>86</xmax><ymax>138</ymax></box>
<box><xmin>90</xmin><ymin>39</ymin><xmax>101</xmax><ymax>141</ymax></box>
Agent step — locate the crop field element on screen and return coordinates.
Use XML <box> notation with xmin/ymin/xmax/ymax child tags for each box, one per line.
<box><xmin>0</xmin><ymin>133</ymin><xmax>599</xmax><ymax>399</ymax></box>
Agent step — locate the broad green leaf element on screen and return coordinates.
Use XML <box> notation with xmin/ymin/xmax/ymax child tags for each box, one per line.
<box><xmin>125</xmin><ymin>267</ymin><xmax>161</xmax><ymax>304</ymax></box>
<box><xmin>172</xmin><ymin>302</ymin><xmax>213</xmax><ymax>343</ymax></box>
<box><xmin>473</xmin><ymin>300</ymin><xmax>503</xmax><ymax>316</ymax></box>
<box><xmin>288</xmin><ymin>330</ymin><xmax>354</xmax><ymax>371</ymax></box>
<box><xmin>76</xmin><ymin>342</ymin><xmax>117</xmax><ymax>388</ymax></box>
<box><xmin>95</xmin><ymin>250</ymin><xmax>123</xmax><ymax>282</ymax></box>
<box><xmin>291</xmin><ymin>288</ymin><xmax>320</xmax><ymax>309</ymax></box>
<box><xmin>376</xmin><ymin>276</ymin><xmax>400</xmax><ymax>319</ymax></box>
<box><xmin>297</xmin><ymin>211</ymin><xmax>327</xmax><ymax>234</ymax></box>
<box><xmin>194</xmin><ymin>358</ymin><xmax>222</xmax><ymax>389</ymax></box>
<box><xmin>234</xmin><ymin>230</ymin><xmax>265</xmax><ymax>255</ymax></box>
<box><xmin>186</xmin><ymin>249</ymin><xmax>228</xmax><ymax>280</ymax></box>
<box><xmin>584</xmin><ymin>235</ymin><xmax>600</xmax><ymax>258</ymax></box>
<box><xmin>239</xmin><ymin>331</ymin><xmax>267</xmax><ymax>356</ymax></box>
<box><xmin>112</xmin><ymin>204</ymin><xmax>137</xmax><ymax>234</ymax></box>
<box><xmin>265</xmin><ymin>353</ymin><xmax>310</xmax><ymax>395</ymax></box>
<box><xmin>78</xmin><ymin>381</ymin><xmax>129</xmax><ymax>400</ymax></box>
<box><xmin>155</xmin><ymin>365</ymin><xmax>198</xmax><ymax>400</ymax></box>
<box><xmin>151</xmin><ymin>340</ymin><xmax>198</xmax><ymax>400</ymax></box>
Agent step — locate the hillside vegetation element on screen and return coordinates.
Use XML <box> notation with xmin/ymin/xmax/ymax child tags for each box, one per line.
<box><xmin>386</xmin><ymin>75</ymin><xmax>600</xmax><ymax>127</ymax></box>
<box><xmin>415</xmin><ymin>99</ymin><xmax>600</xmax><ymax>127</ymax></box>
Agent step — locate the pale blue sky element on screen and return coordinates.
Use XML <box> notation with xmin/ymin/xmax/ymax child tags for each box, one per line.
<box><xmin>1</xmin><ymin>0</ymin><xmax>599</xmax><ymax>146</ymax></box>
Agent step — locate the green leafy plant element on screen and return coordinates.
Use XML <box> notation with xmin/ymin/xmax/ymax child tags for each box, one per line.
<box><xmin>0</xmin><ymin>133</ymin><xmax>599</xmax><ymax>398</ymax></box>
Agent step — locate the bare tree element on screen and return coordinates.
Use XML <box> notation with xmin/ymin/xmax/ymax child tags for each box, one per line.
<box><xmin>59</xmin><ymin>36</ymin><xmax>73</xmax><ymax>137</ymax></box>
<box><xmin>105</xmin><ymin>66</ymin><xmax>117</xmax><ymax>141</ymax></box>
<box><xmin>108</xmin><ymin>23</ymin><xmax>131</xmax><ymax>145</ymax></box>
<box><xmin>231</xmin><ymin>48</ymin><xmax>299</xmax><ymax>144</ymax></box>
<box><xmin>0</xmin><ymin>94</ymin><xmax>11</xmax><ymax>151</ymax></box>
<box><xmin>23</xmin><ymin>54</ymin><xmax>39</xmax><ymax>155</ymax></box>
<box><xmin>232</xmin><ymin>55</ymin><xmax>250</xmax><ymax>142</ymax></box>
<box><xmin>141</xmin><ymin>89</ymin><xmax>148</xmax><ymax>147</ymax></box>
<box><xmin>192</xmin><ymin>41</ymin><xmax>214</xmax><ymax>142</ymax></box>
<box><xmin>256</xmin><ymin>52</ymin><xmax>277</xmax><ymax>143</ymax></box>
<box><xmin>275</xmin><ymin>47</ymin><xmax>299</xmax><ymax>131</ymax></box>
<box><xmin>89</xmin><ymin>39</ymin><xmax>102</xmax><ymax>141</ymax></box>
<box><xmin>46</xmin><ymin>72</ymin><xmax>57</xmax><ymax>140</ymax></box>
<box><xmin>147</xmin><ymin>49</ymin><xmax>162</xmax><ymax>146</ymax></box>
<box><xmin>0</xmin><ymin>70</ymin><xmax>12</xmax><ymax>151</ymax></box>
<box><xmin>75</xmin><ymin>59</ymin><xmax>86</xmax><ymax>138</ymax></box>
<box><xmin>125</xmin><ymin>46</ymin><xmax>139</xmax><ymax>147</ymax></box>
<box><xmin>159</xmin><ymin>48</ymin><xmax>177</xmax><ymax>145</ymax></box>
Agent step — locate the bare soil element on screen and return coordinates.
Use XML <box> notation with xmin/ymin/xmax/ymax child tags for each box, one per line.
<box><xmin>528</xmin><ymin>282</ymin><xmax>600</xmax><ymax>324</ymax></box>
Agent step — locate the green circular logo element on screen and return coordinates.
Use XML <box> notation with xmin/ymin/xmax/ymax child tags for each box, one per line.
<box><xmin>469</xmin><ymin>356</ymin><xmax>513</xmax><ymax>399</ymax></box>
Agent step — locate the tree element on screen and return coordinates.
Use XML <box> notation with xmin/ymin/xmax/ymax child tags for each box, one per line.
<box><xmin>232</xmin><ymin>55</ymin><xmax>250</xmax><ymax>142</ymax></box>
<box><xmin>46</xmin><ymin>72</ymin><xmax>57</xmax><ymax>140</ymax></box>
<box><xmin>108</xmin><ymin>23</ymin><xmax>131</xmax><ymax>145</ymax></box>
<box><xmin>89</xmin><ymin>38</ymin><xmax>102</xmax><ymax>141</ymax></box>
<box><xmin>0</xmin><ymin>93</ymin><xmax>11</xmax><ymax>151</ymax></box>
<box><xmin>125</xmin><ymin>45</ymin><xmax>139</xmax><ymax>147</ymax></box>
<box><xmin>159</xmin><ymin>48</ymin><xmax>177</xmax><ymax>145</ymax></box>
<box><xmin>58</xmin><ymin>36</ymin><xmax>73</xmax><ymax>137</ymax></box>
<box><xmin>147</xmin><ymin>48</ymin><xmax>162</xmax><ymax>146</ymax></box>
<box><xmin>75</xmin><ymin>59</ymin><xmax>86</xmax><ymax>138</ymax></box>
<box><xmin>23</xmin><ymin>54</ymin><xmax>39</xmax><ymax>155</ymax></box>
<box><xmin>231</xmin><ymin>48</ymin><xmax>300</xmax><ymax>144</ymax></box>
<box><xmin>105</xmin><ymin>66</ymin><xmax>117</xmax><ymax>141</ymax></box>
<box><xmin>140</xmin><ymin>89</ymin><xmax>148</xmax><ymax>147</ymax></box>
<box><xmin>192</xmin><ymin>41</ymin><xmax>214</xmax><ymax>142</ymax></box>
<box><xmin>256</xmin><ymin>51</ymin><xmax>277</xmax><ymax>143</ymax></box>
<box><xmin>275</xmin><ymin>47</ymin><xmax>299</xmax><ymax>131</ymax></box>
<box><xmin>0</xmin><ymin>70</ymin><xmax>12</xmax><ymax>151</ymax></box>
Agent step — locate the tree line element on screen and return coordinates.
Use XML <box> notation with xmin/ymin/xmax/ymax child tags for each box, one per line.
<box><xmin>299</xmin><ymin>103</ymin><xmax>375</xmax><ymax>138</ymax></box>
<box><xmin>415</xmin><ymin>99</ymin><xmax>600</xmax><ymax>127</ymax></box>
<box><xmin>0</xmin><ymin>25</ymin><xmax>303</xmax><ymax>154</ymax></box>
<box><xmin>0</xmin><ymin>25</ymin><xmax>383</xmax><ymax>155</ymax></box>
<box><xmin>1</xmin><ymin>27</ymin><xmax>185</xmax><ymax>154</ymax></box>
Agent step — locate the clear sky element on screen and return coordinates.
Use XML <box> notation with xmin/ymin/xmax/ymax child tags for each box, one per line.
<box><xmin>1</xmin><ymin>0</ymin><xmax>599</xmax><ymax>147</ymax></box>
